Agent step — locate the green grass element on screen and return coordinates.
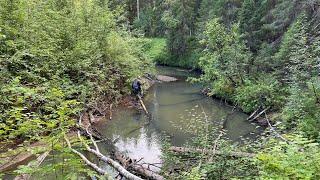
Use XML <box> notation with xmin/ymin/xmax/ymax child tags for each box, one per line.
<box><xmin>143</xmin><ymin>38</ymin><xmax>167</xmax><ymax>61</ymax></box>
<box><xmin>136</xmin><ymin>37</ymin><xmax>199</xmax><ymax>69</ymax></box>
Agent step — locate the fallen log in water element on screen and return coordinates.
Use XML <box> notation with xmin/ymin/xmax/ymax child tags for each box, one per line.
<box><xmin>169</xmin><ymin>146</ymin><xmax>256</xmax><ymax>158</ymax></box>
<box><xmin>70</xmin><ymin>127</ymin><xmax>164</xmax><ymax>180</ymax></box>
<box><xmin>114</xmin><ymin>151</ymin><xmax>164</xmax><ymax>180</ymax></box>
<box><xmin>76</xmin><ymin>114</ymin><xmax>164</xmax><ymax>179</ymax></box>
<box><xmin>66</xmin><ymin>132</ymin><xmax>143</xmax><ymax>180</ymax></box>
<box><xmin>0</xmin><ymin>152</ymin><xmax>35</xmax><ymax>173</ymax></box>
<box><xmin>248</xmin><ymin>107</ymin><xmax>270</xmax><ymax>122</ymax></box>
<box><xmin>138</xmin><ymin>96</ymin><xmax>149</xmax><ymax>114</ymax></box>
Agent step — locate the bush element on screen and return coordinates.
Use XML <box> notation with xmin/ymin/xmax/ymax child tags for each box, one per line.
<box><xmin>0</xmin><ymin>0</ymin><xmax>152</xmax><ymax>141</ymax></box>
<box><xmin>257</xmin><ymin>135</ymin><xmax>320</xmax><ymax>179</ymax></box>
<box><xmin>282</xmin><ymin>79</ymin><xmax>320</xmax><ymax>140</ymax></box>
<box><xmin>234</xmin><ymin>75</ymin><xmax>287</xmax><ymax>113</ymax></box>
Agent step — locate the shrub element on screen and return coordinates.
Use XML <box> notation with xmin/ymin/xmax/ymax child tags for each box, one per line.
<box><xmin>257</xmin><ymin>135</ymin><xmax>320</xmax><ymax>179</ymax></box>
<box><xmin>234</xmin><ymin>75</ymin><xmax>287</xmax><ymax>113</ymax></box>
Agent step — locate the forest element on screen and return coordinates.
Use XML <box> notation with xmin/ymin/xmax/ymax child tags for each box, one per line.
<box><xmin>0</xmin><ymin>0</ymin><xmax>320</xmax><ymax>179</ymax></box>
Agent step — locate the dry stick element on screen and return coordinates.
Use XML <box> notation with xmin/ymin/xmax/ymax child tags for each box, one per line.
<box><xmin>114</xmin><ymin>151</ymin><xmax>165</xmax><ymax>180</ymax></box>
<box><xmin>64</xmin><ymin>136</ymin><xmax>107</xmax><ymax>175</ymax></box>
<box><xmin>169</xmin><ymin>146</ymin><xmax>255</xmax><ymax>158</ymax></box>
<box><xmin>142</xmin><ymin>163</ymin><xmax>162</xmax><ymax>169</ymax></box>
<box><xmin>85</xmin><ymin>128</ymin><xmax>100</xmax><ymax>153</ymax></box>
<box><xmin>264</xmin><ymin>112</ymin><xmax>290</xmax><ymax>144</ymax></box>
<box><xmin>89</xmin><ymin>111</ymin><xmax>95</xmax><ymax>123</ymax></box>
<box><xmin>109</xmin><ymin>104</ymin><xmax>113</xmax><ymax>120</ymax></box>
<box><xmin>138</xmin><ymin>96</ymin><xmax>149</xmax><ymax>114</ymax></box>
<box><xmin>249</xmin><ymin>107</ymin><xmax>270</xmax><ymax>122</ymax></box>
<box><xmin>247</xmin><ymin>107</ymin><xmax>260</xmax><ymax>120</ymax></box>
<box><xmin>77</xmin><ymin>131</ymin><xmax>144</xmax><ymax>180</ymax></box>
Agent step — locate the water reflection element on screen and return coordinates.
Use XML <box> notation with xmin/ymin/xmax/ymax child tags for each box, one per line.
<box><xmin>95</xmin><ymin>66</ymin><xmax>261</xmax><ymax>169</ymax></box>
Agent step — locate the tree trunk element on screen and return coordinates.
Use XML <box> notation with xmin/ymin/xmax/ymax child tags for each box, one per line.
<box><xmin>137</xmin><ymin>0</ymin><xmax>140</xmax><ymax>20</ymax></box>
<box><xmin>114</xmin><ymin>151</ymin><xmax>164</xmax><ymax>180</ymax></box>
<box><xmin>169</xmin><ymin>146</ymin><xmax>256</xmax><ymax>158</ymax></box>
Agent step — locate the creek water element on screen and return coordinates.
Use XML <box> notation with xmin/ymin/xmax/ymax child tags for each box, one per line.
<box><xmin>94</xmin><ymin>66</ymin><xmax>262</xmax><ymax>173</ymax></box>
<box><xmin>3</xmin><ymin>66</ymin><xmax>262</xmax><ymax>179</ymax></box>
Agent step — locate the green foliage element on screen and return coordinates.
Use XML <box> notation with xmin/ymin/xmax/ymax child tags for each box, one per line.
<box><xmin>161</xmin><ymin>0</ymin><xmax>199</xmax><ymax>67</ymax></box>
<box><xmin>141</xmin><ymin>38</ymin><xmax>167</xmax><ymax>61</ymax></box>
<box><xmin>0</xmin><ymin>0</ymin><xmax>153</xmax><ymax>178</ymax></box>
<box><xmin>0</xmin><ymin>0</ymin><xmax>151</xmax><ymax>140</ymax></box>
<box><xmin>193</xmin><ymin>18</ymin><xmax>251</xmax><ymax>98</ymax></box>
<box><xmin>234</xmin><ymin>76</ymin><xmax>286</xmax><ymax>113</ymax></box>
<box><xmin>274</xmin><ymin>13</ymin><xmax>310</xmax><ymax>82</ymax></box>
<box><xmin>0</xmin><ymin>77</ymin><xmax>79</xmax><ymax>140</ymax></box>
<box><xmin>282</xmin><ymin>78</ymin><xmax>320</xmax><ymax>140</ymax></box>
<box><xmin>257</xmin><ymin>135</ymin><xmax>320</xmax><ymax>179</ymax></box>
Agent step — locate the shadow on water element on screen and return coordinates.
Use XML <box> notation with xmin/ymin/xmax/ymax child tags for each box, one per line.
<box><xmin>94</xmin><ymin>66</ymin><xmax>263</xmax><ymax>170</ymax></box>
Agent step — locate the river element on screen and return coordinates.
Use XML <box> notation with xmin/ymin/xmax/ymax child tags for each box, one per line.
<box><xmin>3</xmin><ymin>66</ymin><xmax>262</xmax><ymax>179</ymax></box>
<box><xmin>94</xmin><ymin>66</ymin><xmax>262</xmax><ymax>174</ymax></box>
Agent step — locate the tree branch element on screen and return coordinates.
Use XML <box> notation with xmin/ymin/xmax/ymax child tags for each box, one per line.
<box><xmin>169</xmin><ymin>146</ymin><xmax>256</xmax><ymax>158</ymax></box>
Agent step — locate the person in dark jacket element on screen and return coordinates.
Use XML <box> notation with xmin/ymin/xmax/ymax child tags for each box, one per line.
<box><xmin>132</xmin><ymin>78</ymin><xmax>143</xmax><ymax>97</ymax></box>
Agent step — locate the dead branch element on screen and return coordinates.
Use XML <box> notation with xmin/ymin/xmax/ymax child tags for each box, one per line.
<box><xmin>114</xmin><ymin>152</ymin><xmax>164</xmax><ymax>180</ymax></box>
<box><xmin>13</xmin><ymin>151</ymin><xmax>50</xmax><ymax>180</ymax></box>
<box><xmin>138</xmin><ymin>96</ymin><xmax>148</xmax><ymax>114</ymax></box>
<box><xmin>109</xmin><ymin>103</ymin><xmax>113</xmax><ymax>120</ymax></box>
<box><xmin>85</xmin><ymin>128</ymin><xmax>100</xmax><ymax>153</ymax></box>
<box><xmin>76</xmin><ymin>131</ymin><xmax>144</xmax><ymax>180</ymax></box>
<box><xmin>89</xmin><ymin>111</ymin><xmax>95</xmax><ymax>123</ymax></box>
<box><xmin>247</xmin><ymin>107</ymin><xmax>260</xmax><ymax>120</ymax></box>
<box><xmin>169</xmin><ymin>146</ymin><xmax>256</xmax><ymax>158</ymax></box>
<box><xmin>64</xmin><ymin>136</ymin><xmax>107</xmax><ymax>175</ymax></box>
<box><xmin>249</xmin><ymin>107</ymin><xmax>270</xmax><ymax>122</ymax></box>
<box><xmin>264</xmin><ymin>112</ymin><xmax>290</xmax><ymax>144</ymax></box>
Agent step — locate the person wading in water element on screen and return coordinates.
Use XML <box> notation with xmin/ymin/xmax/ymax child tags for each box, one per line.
<box><xmin>132</xmin><ymin>78</ymin><xmax>148</xmax><ymax>114</ymax></box>
<box><xmin>132</xmin><ymin>78</ymin><xmax>143</xmax><ymax>98</ymax></box>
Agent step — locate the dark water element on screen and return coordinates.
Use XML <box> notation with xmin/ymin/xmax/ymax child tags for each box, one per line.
<box><xmin>94</xmin><ymin>66</ymin><xmax>261</xmax><ymax>171</ymax></box>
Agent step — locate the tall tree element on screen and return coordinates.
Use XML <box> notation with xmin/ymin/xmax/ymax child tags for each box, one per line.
<box><xmin>162</xmin><ymin>0</ymin><xmax>198</xmax><ymax>58</ymax></box>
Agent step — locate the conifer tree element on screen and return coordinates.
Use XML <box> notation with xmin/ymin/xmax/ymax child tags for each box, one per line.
<box><xmin>274</xmin><ymin>13</ymin><xmax>309</xmax><ymax>84</ymax></box>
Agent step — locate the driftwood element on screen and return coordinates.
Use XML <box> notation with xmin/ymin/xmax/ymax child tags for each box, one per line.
<box><xmin>66</xmin><ymin>131</ymin><xmax>143</xmax><ymax>180</ymax></box>
<box><xmin>64</xmin><ymin>136</ymin><xmax>109</xmax><ymax>175</ymax></box>
<box><xmin>138</xmin><ymin>96</ymin><xmax>149</xmax><ymax>114</ymax></box>
<box><xmin>169</xmin><ymin>146</ymin><xmax>256</xmax><ymax>158</ymax></box>
<box><xmin>114</xmin><ymin>151</ymin><xmax>164</xmax><ymax>180</ymax></box>
<box><xmin>264</xmin><ymin>112</ymin><xmax>290</xmax><ymax>144</ymax></box>
<box><xmin>0</xmin><ymin>141</ymin><xmax>47</xmax><ymax>173</ymax></box>
<box><xmin>248</xmin><ymin>107</ymin><xmax>270</xmax><ymax>122</ymax></box>
<box><xmin>247</xmin><ymin>108</ymin><xmax>260</xmax><ymax>120</ymax></box>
